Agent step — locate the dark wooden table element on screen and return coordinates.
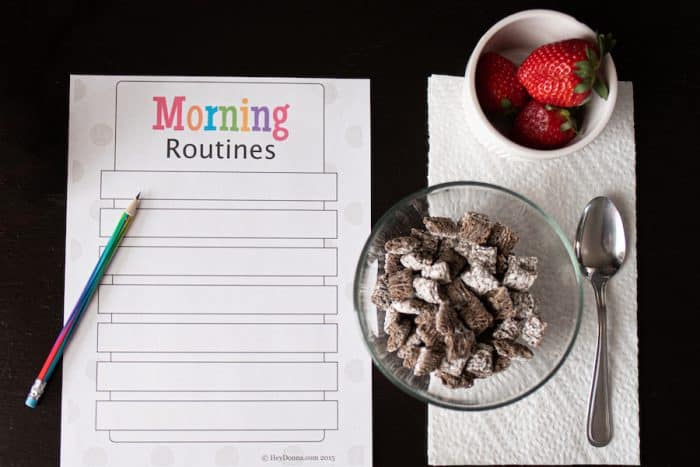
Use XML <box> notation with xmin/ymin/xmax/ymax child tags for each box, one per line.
<box><xmin>1</xmin><ymin>1</ymin><xmax>697</xmax><ymax>465</ymax></box>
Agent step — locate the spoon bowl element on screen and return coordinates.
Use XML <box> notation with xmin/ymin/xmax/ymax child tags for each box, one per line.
<box><xmin>576</xmin><ymin>197</ymin><xmax>626</xmax><ymax>279</ymax></box>
<box><xmin>575</xmin><ymin>196</ymin><xmax>627</xmax><ymax>447</ymax></box>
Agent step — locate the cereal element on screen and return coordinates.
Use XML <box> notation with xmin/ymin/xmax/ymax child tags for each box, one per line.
<box><xmin>371</xmin><ymin>211</ymin><xmax>546</xmax><ymax>391</ymax></box>
<box><xmin>413</xmin><ymin>277</ymin><xmax>444</xmax><ymax>304</ymax></box>
<box><xmin>400</xmin><ymin>250</ymin><xmax>434</xmax><ymax>271</ymax></box>
<box><xmin>383</xmin><ymin>308</ymin><xmax>400</xmax><ymax>334</ymax></box>
<box><xmin>465</xmin><ymin>343</ymin><xmax>494</xmax><ymax>378</ymax></box>
<box><xmin>521</xmin><ymin>315</ymin><xmax>547</xmax><ymax>347</ymax></box>
<box><xmin>458</xmin><ymin>212</ymin><xmax>493</xmax><ymax>244</ymax></box>
<box><xmin>496</xmin><ymin>254</ymin><xmax>509</xmax><ymax>276</ymax></box>
<box><xmin>488</xmin><ymin>222</ymin><xmax>519</xmax><ymax>256</ymax></box>
<box><xmin>446</xmin><ymin>278</ymin><xmax>474</xmax><ymax>304</ymax></box>
<box><xmin>458</xmin><ymin>297</ymin><xmax>494</xmax><ymax>335</ymax></box>
<box><xmin>410</xmin><ymin>228</ymin><xmax>439</xmax><ymax>255</ymax></box>
<box><xmin>444</xmin><ymin>323</ymin><xmax>475</xmax><ymax>362</ymax></box>
<box><xmin>437</xmin><ymin>239</ymin><xmax>467</xmax><ymax>276</ymax></box>
<box><xmin>460</xmin><ymin>263</ymin><xmax>500</xmax><ymax>296</ymax></box>
<box><xmin>467</xmin><ymin>244</ymin><xmax>498</xmax><ymax>274</ymax></box>
<box><xmin>423</xmin><ymin>216</ymin><xmax>458</xmax><ymax>239</ymax></box>
<box><xmin>452</xmin><ymin>239</ymin><xmax>470</xmax><ymax>259</ymax></box>
<box><xmin>414</xmin><ymin>345</ymin><xmax>445</xmax><ymax>376</ymax></box>
<box><xmin>511</xmin><ymin>291</ymin><xmax>537</xmax><ymax>318</ymax></box>
<box><xmin>399</xmin><ymin>345</ymin><xmax>421</xmax><ymax>369</ymax></box>
<box><xmin>485</xmin><ymin>286</ymin><xmax>515</xmax><ymax>319</ymax></box>
<box><xmin>405</xmin><ymin>331</ymin><xmax>423</xmax><ymax>348</ymax></box>
<box><xmin>370</xmin><ymin>275</ymin><xmax>392</xmax><ymax>311</ymax></box>
<box><xmin>388</xmin><ymin>268</ymin><xmax>415</xmax><ymax>301</ymax></box>
<box><xmin>421</xmin><ymin>260</ymin><xmax>452</xmax><ymax>283</ymax></box>
<box><xmin>492</xmin><ymin>339</ymin><xmax>534</xmax><ymax>360</ymax></box>
<box><xmin>436</xmin><ymin>370</ymin><xmax>474</xmax><ymax>389</ymax></box>
<box><xmin>435</xmin><ymin>302</ymin><xmax>460</xmax><ymax>337</ymax></box>
<box><xmin>439</xmin><ymin>355</ymin><xmax>469</xmax><ymax>377</ymax></box>
<box><xmin>392</xmin><ymin>298</ymin><xmax>436</xmax><ymax>315</ymax></box>
<box><xmin>503</xmin><ymin>255</ymin><xmax>539</xmax><ymax>291</ymax></box>
<box><xmin>415</xmin><ymin>309</ymin><xmax>440</xmax><ymax>346</ymax></box>
<box><xmin>386</xmin><ymin>319</ymin><xmax>412</xmax><ymax>352</ymax></box>
<box><xmin>494</xmin><ymin>355</ymin><xmax>511</xmax><ymax>373</ymax></box>
<box><xmin>492</xmin><ymin>318</ymin><xmax>522</xmax><ymax>340</ymax></box>
<box><xmin>384</xmin><ymin>253</ymin><xmax>404</xmax><ymax>274</ymax></box>
<box><xmin>385</xmin><ymin>236</ymin><xmax>420</xmax><ymax>254</ymax></box>
<box><xmin>455</xmin><ymin>241</ymin><xmax>497</xmax><ymax>274</ymax></box>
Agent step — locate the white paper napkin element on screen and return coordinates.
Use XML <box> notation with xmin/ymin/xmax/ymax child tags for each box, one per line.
<box><xmin>427</xmin><ymin>75</ymin><xmax>639</xmax><ymax>465</ymax></box>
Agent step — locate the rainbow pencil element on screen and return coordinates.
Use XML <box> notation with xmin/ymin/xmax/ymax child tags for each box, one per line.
<box><xmin>25</xmin><ymin>192</ymin><xmax>141</xmax><ymax>408</ymax></box>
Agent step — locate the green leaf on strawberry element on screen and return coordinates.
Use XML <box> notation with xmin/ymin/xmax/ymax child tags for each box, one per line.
<box><xmin>592</xmin><ymin>79</ymin><xmax>609</xmax><ymax>99</ymax></box>
<box><xmin>574</xmin><ymin>82</ymin><xmax>590</xmax><ymax>94</ymax></box>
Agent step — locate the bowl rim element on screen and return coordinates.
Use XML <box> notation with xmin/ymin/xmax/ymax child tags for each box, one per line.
<box><xmin>463</xmin><ymin>8</ymin><xmax>618</xmax><ymax>161</ymax></box>
<box><xmin>353</xmin><ymin>181</ymin><xmax>584</xmax><ymax>411</ymax></box>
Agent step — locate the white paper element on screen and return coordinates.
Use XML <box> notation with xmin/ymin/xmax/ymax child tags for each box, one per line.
<box><xmin>427</xmin><ymin>75</ymin><xmax>639</xmax><ymax>465</ymax></box>
<box><xmin>62</xmin><ymin>75</ymin><xmax>372</xmax><ymax>467</ymax></box>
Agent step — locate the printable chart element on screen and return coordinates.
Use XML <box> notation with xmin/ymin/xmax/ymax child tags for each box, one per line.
<box><xmin>62</xmin><ymin>76</ymin><xmax>371</xmax><ymax>467</ymax></box>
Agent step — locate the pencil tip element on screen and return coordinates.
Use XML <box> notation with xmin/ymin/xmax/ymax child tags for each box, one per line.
<box><xmin>136</xmin><ymin>191</ymin><xmax>141</xmax><ymax>200</ymax></box>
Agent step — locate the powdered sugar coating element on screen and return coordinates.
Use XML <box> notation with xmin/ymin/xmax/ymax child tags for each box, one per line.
<box><xmin>460</xmin><ymin>263</ymin><xmax>500</xmax><ymax>296</ymax></box>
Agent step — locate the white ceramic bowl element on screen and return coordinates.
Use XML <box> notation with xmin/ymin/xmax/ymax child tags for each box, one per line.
<box><xmin>463</xmin><ymin>9</ymin><xmax>618</xmax><ymax>161</ymax></box>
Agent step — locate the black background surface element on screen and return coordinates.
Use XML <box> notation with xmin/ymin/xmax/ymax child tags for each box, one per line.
<box><xmin>1</xmin><ymin>1</ymin><xmax>697</xmax><ymax>466</ymax></box>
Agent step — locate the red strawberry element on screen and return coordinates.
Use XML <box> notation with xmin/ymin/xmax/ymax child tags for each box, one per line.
<box><xmin>517</xmin><ymin>33</ymin><xmax>615</xmax><ymax>107</ymax></box>
<box><xmin>512</xmin><ymin>100</ymin><xmax>577</xmax><ymax>149</ymax></box>
<box><xmin>476</xmin><ymin>52</ymin><xmax>530</xmax><ymax>115</ymax></box>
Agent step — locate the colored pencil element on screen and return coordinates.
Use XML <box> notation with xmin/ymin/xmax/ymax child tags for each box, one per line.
<box><xmin>25</xmin><ymin>192</ymin><xmax>142</xmax><ymax>408</ymax></box>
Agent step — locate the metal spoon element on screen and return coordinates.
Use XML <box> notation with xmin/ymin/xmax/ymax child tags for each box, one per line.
<box><xmin>575</xmin><ymin>196</ymin><xmax>626</xmax><ymax>447</ymax></box>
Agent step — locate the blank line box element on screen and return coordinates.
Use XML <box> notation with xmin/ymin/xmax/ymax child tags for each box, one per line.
<box><xmin>103</xmin><ymin>246</ymin><xmax>337</xmax><ymax>276</ymax></box>
<box><xmin>98</xmin><ymin>285</ymin><xmax>337</xmax><ymax>315</ymax></box>
<box><xmin>97</xmin><ymin>323</ymin><xmax>338</xmax><ymax>353</ymax></box>
<box><xmin>100</xmin><ymin>209</ymin><xmax>337</xmax><ymax>239</ymax></box>
<box><xmin>108</xmin><ymin>430</ymin><xmax>325</xmax><ymax>443</ymax></box>
<box><xmin>96</xmin><ymin>400</ymin><xmax>338</xmax><ymax>430</ymax></box>
<box><xmin>97</xmin><ymin>361</ymin><xmax>337</xmax><ymax>391</ymax></box>
<box><xmin>101</xmin><ymin>171</ymin><xmax>337</xmax><ymax>201</ymax></box>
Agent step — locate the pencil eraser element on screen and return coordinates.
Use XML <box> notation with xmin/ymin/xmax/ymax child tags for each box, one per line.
<box><xmin>25</xmin><ymin>396</ymin><xmax>38</xmax><ymax>409</ymax></box>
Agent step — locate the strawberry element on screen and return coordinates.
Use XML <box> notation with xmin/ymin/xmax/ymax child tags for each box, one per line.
<box><xmin>517</xmin><ymin>33</ymin><xmax>615</xmax><ymax>107</ymax></box>
<box><xmin>512</xmin><ymin>100</ymin><xmax>577</xmax><ymax>149</ymax></box>
<box><xmin>476</xmin><ymin>52</ymin><xmax>530</xmax><ymax>115</ymax></box>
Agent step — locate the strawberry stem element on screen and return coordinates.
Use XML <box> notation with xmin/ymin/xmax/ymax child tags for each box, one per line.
<box><xmin>589</xmin><ymin>32</ymin><xmax>616</xmax><ymax>101</ymax></box>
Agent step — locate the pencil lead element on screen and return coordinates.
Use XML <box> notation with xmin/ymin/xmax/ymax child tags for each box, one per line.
<box><xmin>136</xmin><ymin>191</ymin><xmax>141</xmax><ymax>200</ymax></box>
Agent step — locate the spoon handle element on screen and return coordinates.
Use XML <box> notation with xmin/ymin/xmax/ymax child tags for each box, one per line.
<box><xmin>588</xmin><ymin>279</ymin><xmax>613</xmax><ymax>447</ymax></box>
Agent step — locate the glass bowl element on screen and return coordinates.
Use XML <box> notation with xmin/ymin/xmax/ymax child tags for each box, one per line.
<box><xmin>353</xmin><ymin>181</ymin><xmax>582</xmax><ymax>410</ymax></box>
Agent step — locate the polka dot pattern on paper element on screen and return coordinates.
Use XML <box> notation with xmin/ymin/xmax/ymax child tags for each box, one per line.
<box><xmin>90</xmin><ymin>124</ymin><xmax>113</xmax><ymax>146</ymax></box>
<box><xmin>84</xmin><ymin>360</ymin><xmax>96</xmax><ymax>381</ymax></box>
<box><xmin>345</xmin><ymin>359</ymin><xmax>365</xmax><ymax>383</ymax></box>
<box><xmin>215</xmin><ymin>446</ymin><xmax>239</xmax><ymax>466</ymax></box>
<box><xmin>90</xmin><ymin>200</ymin><xmax>101</xmax><ymax>222</ymax></box>
<box><xmin>150</xmin><ymin>446</ymin><xmax>174</xmax><ymax>466</ymax></box>
<box><xmin>344</xmin><ymin>202</ymin><xmax>363</xmax><ymax>226</ymax></box>
<box><xmin>64</xmin><ymin>399</ymin><xmax>80</xmax><ymax>424</ymax></box>
<box><xmin>82</xmin><ymin>447</ymin><xmax>107</xmax><ymax>466</ymax></box>
<box><xmin>73</xmin><ymin>79</ymin><xmax>87</xmax><ymax>101</ymax></box>
<box><xmin>345</xmin><ymin>125</ymin><xmax>363</xmax><ymax>148</ymax></box>
<box><xmin>348</xmin><ymin>445</ymin><xmax>364</xmax><ymax>465</ymax></box>
<box><xmin>71</xmin><ymin>160</ymin><xmax>84</xmax><ymax>183</ymax></box>
<box><xmin>70</xmin><ymin>238</ymin><xmax>83</xmax><ymax>262</ymax></box>
<box><xmin>324</xmin><ymin>83</ymin><xmax>338</xmax><ymax>105</ymax></box>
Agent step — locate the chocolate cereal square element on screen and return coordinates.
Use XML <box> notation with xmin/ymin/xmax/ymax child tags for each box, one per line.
<box><xmin>458</xmin><ymin>212</ymin><xmax>493</xmax><ymax>244</ymax></box>
<box><xmin>503</xmin><ymin>255</ymin><xmax>539</xmax><ymax>291</ymax></box>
